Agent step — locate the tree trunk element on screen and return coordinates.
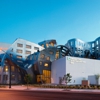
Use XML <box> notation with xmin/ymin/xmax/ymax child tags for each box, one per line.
<box><xmin>27</xmin><ymin>82</ymin><xmax>28</xmax><ymax>89</ymax></box>
<box><xmin>66</xmin><ymin>83</ymin><xmax>67</xmax><ymax>90</ymax></box>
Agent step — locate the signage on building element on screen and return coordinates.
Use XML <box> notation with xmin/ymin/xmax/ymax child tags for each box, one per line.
<box><xmin>67</xmin><ymin>57</ymin><xmax>86</xmax><ymax>64</ymax></box>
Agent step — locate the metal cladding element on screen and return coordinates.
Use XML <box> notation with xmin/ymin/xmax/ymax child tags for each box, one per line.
<box><xmin>65</xmin><ymin>37</ymin><xmax>100</xmax><ymax>59</ymax></box>
<box><xmin>0</xmin><ymin>39</ymin><xmax>72</xmax><ymax>77</ymax></box>
<box><xmin>26</xmin><ymin>41</ymin><xmax>72</xmax><ymax>75</ymax></box>
<box><xmin>0</xmin><ymin>38</ymin><xmax>44</xmax><ymax>69</ymax></box>
<box><xmin>0</xmin><ymin>37</ymin><xmax>100</xmax><ymax>77</ymax></box>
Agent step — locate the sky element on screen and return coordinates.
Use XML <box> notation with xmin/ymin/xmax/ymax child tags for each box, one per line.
<box><xmin>0</xmin><ymin>0</ymin><xmax>100</xmax><ymax>45</ymax></box>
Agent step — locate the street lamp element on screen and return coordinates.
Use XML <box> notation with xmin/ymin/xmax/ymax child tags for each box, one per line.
<box><xmin>0</xmin><ymin>49</ymin><xmax>11</xmax><ymax>88</ymax></box>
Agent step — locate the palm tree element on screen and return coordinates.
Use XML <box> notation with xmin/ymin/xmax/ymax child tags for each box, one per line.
<box><xmin>63</xmin><ymin>73</ymin><xmax>72</xmax><ymax>89</ymax></box>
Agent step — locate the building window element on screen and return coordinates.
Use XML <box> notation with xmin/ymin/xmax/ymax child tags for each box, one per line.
<box><xmin>34</xmin><ymin>47</ymin><xmax>39</xmax><ymax>50</ymax></box>
<box><xmin>42</xmin><ymin>45</ymin><xmax>44</xmax><ymax>47</ymax></box>
<box><xmin>49</xmin><ymin>51</ymin><xmax>54</xmax><ymax>54</ymax></box>
<box><xmin>16</xmin><ymin>49</ymin><xmax>23</xmax><ymax>53</ymax></box>
<box><xmin>97</xmin><ymin>47</ymin><xmax>99</xmax><ymax>51</ymax></box>
<box><xmin>11</xmin><ymin>66</ymin><xmax>15</xmax><ymax>72</ymax></box>
<box><xmin>26</xmin><ymin>45</ymin><xmax>31</xmax><ymax>49</ymax></box>
<box><xmin>50</xmin><ymin>42</ymin><xmax>54</xmax><ymax>46</ymax></box>
<box><xmin>11</xmin><ymin>75</ymin><xmax>15</xmax><ymax>80</ymax></box>
<box><xmin>17</xmin><ymin>43</ymin><xmax>23</xmax><ymax>47</ymax></box>
<box><xmin>37</xmin><ymin>70</ymin><xmax>51</xmax><ymax>83</ymax></box>
<box><xmin>41</xmin><ymin>54</ymin><xmax>45</xmax><ymax>59</ymax></box>
<box><xmin>92</xmin><ymin>43</ymin><xmax>94</xmax><ymax>47</ymax></box>
<box><xmin>44</xmin><ymin>63</ymin><xmax>48</xmax><ymax>67</ymax></box>
<box><xmin>70</xmin><ymin>42</ymin><xmax>73</xmax><ymax>46</ymax></box>
<box><xmin>40</xmin><ymin>61</ymin><xmax>42</xmax><ymax>65</ymax></box>
<box><xmin>17</xmin><ymin>55</ymin><xmax>22</xmax><ymax>59</ymax></box>
<box><xmin>46</xmin><ymin>56</ymin><xmax>50</xmax><ymax>60</ymax></box>
<box><xmin>46</xmin><ymin>43</ymin><xmax>49</xmax><ymax>47</ymax></box>
<box><xmin>3</xmin><ymin>75</ymin><xmax>8</xmax><ymax>80</ymax></box>
<box><xmin>55</xmin><ymin>52</ymin><xmax>59</xmax><ymax>59</ymax></box>
<box><xmin>4</xmin><ymin>66</ymin><xmax>8</xmax><ymax>72</ymax></box>
<box><xmin>96</xmin><ymin>41</ymin><xmax>98</xmax><ymax>45</ymax></box>
<box><xmin>26</xmin><ymin>51</ymin><xmax>31</xmax><ymax>54</ymax></box>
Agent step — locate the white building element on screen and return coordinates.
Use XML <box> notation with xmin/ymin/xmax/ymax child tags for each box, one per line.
<box><xmin>51</xmin><ymin>56</ymin><xmax>100</xmax><ymax>85</ymax></box>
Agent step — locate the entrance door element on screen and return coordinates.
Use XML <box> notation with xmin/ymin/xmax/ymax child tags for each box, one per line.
<box><xmin>37</xmin><ymin>70</ymin><xmax>51</xmax><ymax>84</ymax></box>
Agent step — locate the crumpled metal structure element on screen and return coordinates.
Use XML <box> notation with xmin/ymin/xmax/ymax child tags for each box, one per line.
<box><xmin>0</xmin><ymin>39</ymin><xmax>72</xmax><ymax>76</ymax></box>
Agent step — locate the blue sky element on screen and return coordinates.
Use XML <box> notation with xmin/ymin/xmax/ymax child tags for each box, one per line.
<box><xmin>0</xmin><ymin>0</ymin><xmax>100</xmax><ymax>45</ymax></box>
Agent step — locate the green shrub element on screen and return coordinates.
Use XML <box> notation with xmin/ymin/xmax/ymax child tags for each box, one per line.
<box><xmin>98</xmin><ymin>86</ymin><xmax>100</xmax><ymax>89</ymax></box>
<box><xmin>87</xmin><ymin>86</ymin><xmax>91</xmax><ymax>89</ymax></box>
<box><xmin>28</xmin><ymin>84</ymin><xmax>100</xmax><ymax>89</ymax></box>
<box><xmin>70</xmin><ymin>85</ymin><xmax>73</xmax><ymax>89</ymax></box>
<box><xmin>0</xmin><ymin>85</ymin><xmax>6</xmax><ymax>88</ymax></box>
<box><xmin>94</xmin><ymin>86</ymin><xmax>97</xmax><ymax>89</ymax></box>
<box><xmin>50</xmin><ymin>86</ymin><xmax>52</xmax><ymax>88</ymax></box>
<box><xmin>58</xmin><ymin>85</ymin><xmax>60</xmax><ymax>88</ymax></box>
<box><xmin>73</xmin><ymin>85</ymin><xmax>75</xmax><ymax>89</ymax></box>
<box><xmin>77</xmin><ymin>86</ymin><xmax>81</xmax><ymax>89</ymax></box>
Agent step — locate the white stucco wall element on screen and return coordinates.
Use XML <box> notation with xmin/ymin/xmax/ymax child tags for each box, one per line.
<box><xmin>51</xmin><ymin>57</ymin><xmax>66</xmax><ymax>84</ymax></box>
<box><xmin>51</xmin><ymin>56</ymin><xmax>100</xmax><ymax>85</ymax></box>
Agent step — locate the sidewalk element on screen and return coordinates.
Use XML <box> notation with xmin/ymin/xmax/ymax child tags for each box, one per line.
<box><xmin>1</xmin><ymin>85</ymin><xmax>100</xmax><ymax>93</ymax></box>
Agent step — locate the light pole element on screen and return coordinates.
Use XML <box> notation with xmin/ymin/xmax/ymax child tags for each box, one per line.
<box><xmin>9</xmin><ymin>63</ymin><xmax>11</xmax><ymax>88</ymax></box>
<box><xmin>0</xmin><ymin>49</ymin><xmax>11</xmax><ymax>88</ymax></box>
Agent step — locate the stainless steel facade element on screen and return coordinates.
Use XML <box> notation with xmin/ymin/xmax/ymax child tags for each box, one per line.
<box><xmin>0</xmin><ymin>37</ymin><xmax>100</xmax><ymax>84</ymax></box>
<box><xmin>65</xmin><ymin>37</ymin><xmax>100</xmax><ymax>59</ymax></box>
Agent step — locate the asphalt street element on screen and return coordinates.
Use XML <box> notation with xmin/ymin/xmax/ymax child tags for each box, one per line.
<box><xmin>1</xmin><ymin>90</ymin><xmax>100</xmax><ymax>100</ymax></box>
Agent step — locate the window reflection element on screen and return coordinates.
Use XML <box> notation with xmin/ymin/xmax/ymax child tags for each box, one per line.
<box><xmin>11</xmin><ymin>66</ymin><xmax>15</xmax><ymax>72</ymax></box>
<box><xmin>37</xmin><ymin>70</ymin><xmax>51</xmax><ymax>83</ymax></box>
<box><xmin>17</xmin><ymin>43</ymin><xmax>23</xmax><ymax>47</ymax></box>
<box><xmin>46</xmin><ymin>56</ymin><xmax>50</xmax><ymax>60</ymax></box>
<box><xmin>44</xmin><ymin>63</ymin><xmax>48</xmax><ymax>67</ymax></box>
<box><xmin>26</xmin><ymin>45</ymin><xmax>31</xmax><ymax>49</ymax></box>
<box><xmin>4</xmin><ymin>66</ymin><xmax>8</xmax><ymax>72</ymax></box>
<box><xmin>50</xmin><ymin>42</ymin><xmax>54</xmax><ymax>46</ymax></box>
<box><xmin>55</xmin><ymin>52</ymin><xmax>59</xmax><ymax>59</ymax></box>
<box><xmin>46</xmin><ymin>43</ymin><xmax>49</xmax><ymax>47</ymax></box>
<box><xmin>41</xmin><ymin>54</ymin><xmax>45</xmax><ymax>59</ymax></box>
<box><xmin>42</xmin><ymin>45</ymin><xmax>44</xmax><ymax>47</ymax></box>
<box><xmin>40</xmin><ymin>61</ymin><xmax>42</xmax><ymax>65</ymax></box>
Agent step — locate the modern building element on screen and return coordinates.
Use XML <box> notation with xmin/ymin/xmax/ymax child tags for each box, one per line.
<box><xmin>65</xmin><ymin>37</ymin><xmax>100</xmax><ymax>59</ymax></box>
<box><xmin>51</xmin><ymin>56</ymin><xmax>100</xmax><ymax>85</ymax></box>
<box><xmin>0</xmin><ymin>37</ymin><xmax>100</xmax><ymax>85</ymax></box>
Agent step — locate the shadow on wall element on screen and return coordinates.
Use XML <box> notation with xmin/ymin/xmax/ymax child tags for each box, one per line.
<box><xmin>88</xmin><ymin>75</ymin><xmax>100</xmax><ymax>85</ymax></box>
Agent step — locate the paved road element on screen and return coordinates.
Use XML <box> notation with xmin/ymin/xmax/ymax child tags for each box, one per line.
<box><xmin>0</xmin><ymin>90</ymin><xmax>100</xmax><ymax>100</ymax></box>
